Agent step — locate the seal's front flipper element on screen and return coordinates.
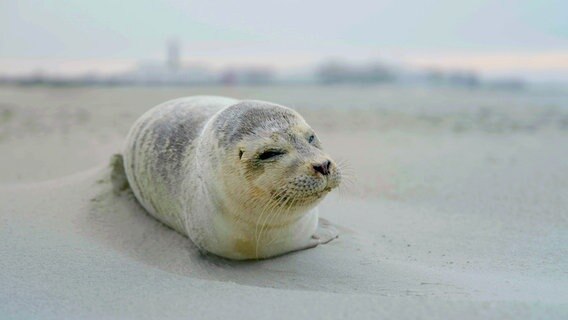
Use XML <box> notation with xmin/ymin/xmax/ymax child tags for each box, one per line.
<box><xmin>312</xmin><ymin>218</ymin><xmax>339</xmax><ymax>245</ymax></box>
<box><xmin>110</xmin><ymin>153</ymin><xmax>130</xmax><ymax>194</ymax></box>
<box><xmin>290</xmin><ymin>218</ymin><xmax>339</xmax><ymax>254</ymax></box>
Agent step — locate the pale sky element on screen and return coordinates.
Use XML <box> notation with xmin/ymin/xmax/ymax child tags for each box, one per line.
<box><xmin>1</xmin><ymin>0</ymin><xmax>567</xmax><ymax>81</ymax></box>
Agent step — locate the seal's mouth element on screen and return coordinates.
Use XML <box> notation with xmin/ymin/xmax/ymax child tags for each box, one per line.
<box><xmin>271</xmin><ymin>173</ymin><xmax>340</xmax><ymax>206</ymax></box>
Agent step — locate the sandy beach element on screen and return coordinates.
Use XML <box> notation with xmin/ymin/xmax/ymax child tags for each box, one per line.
<box><xmin>1</xmin><ymin>85</ymin><xmax>567</xmax><ymax>319</ymax></box>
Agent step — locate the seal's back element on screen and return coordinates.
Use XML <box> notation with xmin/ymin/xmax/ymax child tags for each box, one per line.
<box><xmin>123</xmin><ymin>96</ymin><xmax>238</xmax><ymax>232</ymax></box>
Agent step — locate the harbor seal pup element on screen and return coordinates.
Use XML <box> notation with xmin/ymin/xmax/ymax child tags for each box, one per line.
<box><xmin>119</xmin><ymin>96</ymin><xmax>341</xmax><ymax>260</ymax></box>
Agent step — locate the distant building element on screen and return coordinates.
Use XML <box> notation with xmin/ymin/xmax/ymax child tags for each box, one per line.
<box><xmin>317</xmin><ymin>61</ymin><xmax>396</xmax><ymax>84</ymax></box>
<box><xmin>487</xmin><ymin>78</ymin><xmax>526</xmax><ymax>90</ymax></box>
<box><xmin>114</xmin><ymin>40</ymin><xmax>216</xmax><ymax>85</ymax></box>
<box><xmin>113</xmin><ymin>41</ymin><xmax>274</xmax><ymax>85</ymax></box>
<box><xmin>167</xmin><ymin>39</ymin><xmax>181</xmax><ymax>72</ymax></box>
<box><xmin>447</xmin><ymin>70</ymin><xmax>480</xmax><ymax>88</ymax></box>
<box><xmin>423</xmin><ymin>68</ymin><xmax>481</xmax><ymax>88</ymax></box>
<box><xmin>220</xmin><ymin>67</ymin><xmax>274</xmax><ymax>85</ymax></box>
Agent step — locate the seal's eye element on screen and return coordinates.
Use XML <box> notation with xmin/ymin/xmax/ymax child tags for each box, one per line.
<box><xmin>308</xmin><ymin>135</ymin><xmax>315</xmax><ymax>144</ymax></box>
<box><xmin>258</xmin><ymin>149</ymin><xmax>285</xmax><ymax>160</ymax></box>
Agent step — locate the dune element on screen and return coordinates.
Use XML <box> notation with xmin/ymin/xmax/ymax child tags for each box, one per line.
<box><xmin>1</xmin><ymin>86</ymin><xmax>567</xmax><ymax>318</ymax></box>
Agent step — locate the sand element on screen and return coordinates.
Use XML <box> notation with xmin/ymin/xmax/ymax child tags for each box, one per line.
<box><xmin>1</xmin><ymin>86</ymin><xmax>567</xmax><ymax>319</ymax></box>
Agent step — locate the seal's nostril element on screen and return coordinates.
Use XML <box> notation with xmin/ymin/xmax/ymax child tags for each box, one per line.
<box><xmin>324</xmin><ymin>160</ymin><xmax>331</xmax><ymax>172</ymax></box>
<box><xmin>313</xmin><ymin>160</ymin><xmax>331</xmax><ymax>176</ymax></box>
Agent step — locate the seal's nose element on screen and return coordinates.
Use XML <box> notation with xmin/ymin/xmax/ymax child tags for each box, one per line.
<box><xmin>313</xmin><ymin>160</ymin><xmax>331</xmax><ymax>176</ymax></box>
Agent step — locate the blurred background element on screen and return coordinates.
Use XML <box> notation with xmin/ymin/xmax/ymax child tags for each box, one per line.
<box><xmin>1</xmin><ymin>0</ymin><xmax>567</xmax><ymax>86</ymax></box>
<box><xmin>0</xmin><ymin>0</ymin><xmax>567</xmax><ymax>186</ymax></box>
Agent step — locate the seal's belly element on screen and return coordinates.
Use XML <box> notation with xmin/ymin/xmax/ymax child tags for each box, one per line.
<box><xmin>123</xmin><ymin>96</ymin><xmax>238</xmax><ymax>233</ymax></box>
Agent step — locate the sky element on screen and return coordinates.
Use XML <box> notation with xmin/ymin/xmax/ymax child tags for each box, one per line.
<box><xmin>1</xmin><ymin>0</ymin><xmax>567</xmax><ymax>82</ymax></box>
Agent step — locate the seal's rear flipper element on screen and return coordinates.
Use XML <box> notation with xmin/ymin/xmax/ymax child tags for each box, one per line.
<box><xmin>110</xmin><ymin>154</ymin><xmax>130</xmax><ymax>194</ymax></box>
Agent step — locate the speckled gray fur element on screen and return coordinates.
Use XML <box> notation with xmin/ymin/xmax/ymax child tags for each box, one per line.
<box><xmin>213</xmin><ymin>101</ymin><xmax>298</xmax><ymax>146</ymax></box>
<box><xmin>124</xmin><ymin>96</ymin><xmax>236</xmax><ymax>233</ymax></box>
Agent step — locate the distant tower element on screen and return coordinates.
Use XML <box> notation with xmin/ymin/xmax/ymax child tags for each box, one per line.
<box><xmin>167</xmin><ymin>39</ymin><xmax>181</xmax><ymax>72</ymax></box>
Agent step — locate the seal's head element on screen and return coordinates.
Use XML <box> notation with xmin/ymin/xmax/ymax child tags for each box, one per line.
<box><xmin>212</xmin><ymin>101</ymin><xmax>341</xmax><ymax>218</ymax></box>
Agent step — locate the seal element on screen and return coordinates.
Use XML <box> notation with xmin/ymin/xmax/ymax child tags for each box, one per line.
<box><xmin>120</xmin><ymin>96</ymin><xmax>341</xmax><ymax>260</ymax></box>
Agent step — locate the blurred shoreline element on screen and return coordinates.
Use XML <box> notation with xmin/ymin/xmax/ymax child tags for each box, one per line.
<box><xmin>0</xmin><ymin>42</ymin><xmax>540</xmax><ymax>90</ymax></box>
<box><xmin>1</xmin><ymin>85</ymin><xmax>567</xmax><ymax>184</ymax></box>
